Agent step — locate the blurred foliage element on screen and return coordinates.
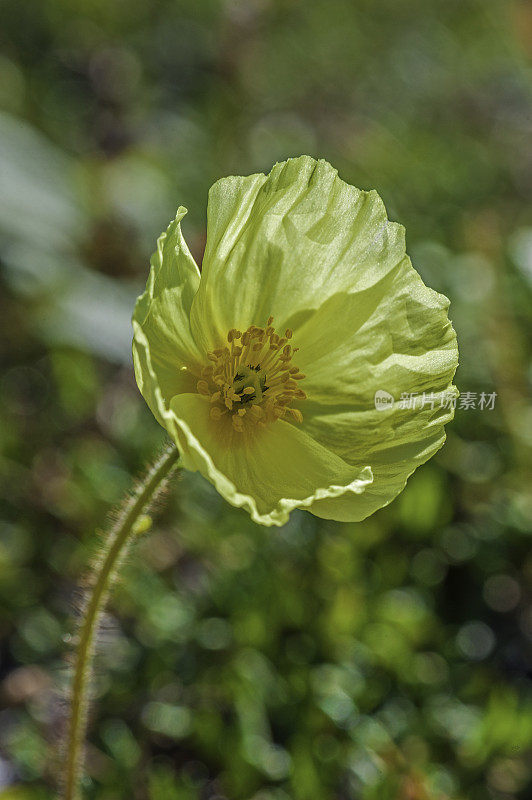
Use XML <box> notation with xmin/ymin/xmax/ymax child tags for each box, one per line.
<box><xmin>0</xmin><ymin>0</ymin><xmax>531</xmax><ymax>798</ymax></box>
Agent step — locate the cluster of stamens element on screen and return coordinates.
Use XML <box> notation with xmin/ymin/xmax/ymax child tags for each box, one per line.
<box><xmin>196</xmin><ymin>317</ymin><xmax>306</xmax><ymax>432</ymax></box>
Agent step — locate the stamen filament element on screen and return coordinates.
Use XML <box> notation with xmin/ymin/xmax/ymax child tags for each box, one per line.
<box><xmin>201</xmin><ymin>318</ymin><xmax>305</xmax><ymax>432</ymax></box>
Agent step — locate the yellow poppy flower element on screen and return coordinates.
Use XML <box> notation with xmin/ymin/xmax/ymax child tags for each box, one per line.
<box><xmin>133</xmin><ymin>156</ymin><xmax>458</xmax><ymax>526</ymax></box>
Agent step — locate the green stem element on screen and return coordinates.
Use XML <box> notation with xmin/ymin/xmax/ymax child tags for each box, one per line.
<box><xmin>63</xmin><ymin>443</ymin><xmax>180</xmax><ymax>800</ymax></box>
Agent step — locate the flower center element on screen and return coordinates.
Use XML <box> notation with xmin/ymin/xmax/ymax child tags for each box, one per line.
<box><xmin>196</xmin><ymin>317</ymin><xmax>306</xmax><ymax>432</ymax></box>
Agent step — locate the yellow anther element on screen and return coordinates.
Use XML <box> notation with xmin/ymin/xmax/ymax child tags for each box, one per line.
<box><xmin>204</xmin><ymin>316</ymin><xmax>306</xmax><ymax>431</ymax></box>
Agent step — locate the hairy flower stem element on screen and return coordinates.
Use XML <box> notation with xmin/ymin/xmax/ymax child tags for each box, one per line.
<box><xmin>63</xmin><ymin>443</ymin><xmax>180</xmax><ymax>800</ymax></box>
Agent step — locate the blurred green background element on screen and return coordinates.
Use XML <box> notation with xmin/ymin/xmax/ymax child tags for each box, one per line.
<box><xmin>0</xmin><ymin>1</ymin><xmax>531</xmax><ymax>798</ymax></box>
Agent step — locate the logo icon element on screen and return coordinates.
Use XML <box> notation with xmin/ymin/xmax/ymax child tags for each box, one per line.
<box><xmin>374</xmin><ymin>390</ymin><xmax>394</xmax><ymax>411</ymax></box>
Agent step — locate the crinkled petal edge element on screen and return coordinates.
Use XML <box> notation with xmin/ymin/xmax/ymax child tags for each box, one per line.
<box><xmin>167</xmin><ymin>396</ymin><xmax>374</xmax><ymax>527</ymax></box>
